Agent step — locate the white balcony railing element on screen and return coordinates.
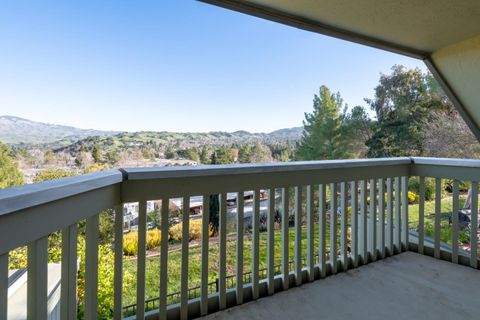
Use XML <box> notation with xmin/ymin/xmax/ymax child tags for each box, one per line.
<box><xmin>0</xmin><ymin>157</ymin><xmax>479</xmax><ymax>320</ymax></box>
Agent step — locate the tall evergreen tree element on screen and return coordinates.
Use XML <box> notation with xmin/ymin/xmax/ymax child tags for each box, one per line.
<box><xmin>296</xmin><ymin>85</ymin><xmax>351</xmax><ymax>160</ymax></box>
<box><xmin>213</xmin><ymin>145</ymin><xmax>234</xmax><ymax>164</ymax></box>
<box><xmin>200</xmin><ymin>146</ymin><xmax>210</xmax><ymax>164</ymax></box>
<box><xmin>92</xmin><ymin>144</ymin><xmax>102</xmax><ymax>163</ymax></box>
<box><xmin>207</xmin><ymin>146</ymin><xmax>232</xmax><ymax>235</ymax></box>
<box><xmin>343</xmin><ymin>105</ymin><xmax>373</xmax><ymax>158</ymax></box>
<box><xmin>208</xmin><ymin>193</ymin><xmax>220</xmax><ymax>235</ymax></box>
<box><xmin>209</xmin><ymin>151</ymin><xmax>217</xmax><ymax>165</ymax></box>
<box><xmin>238</xmin><ymin>145</ymin><xmax>253</xmax><ymax>163</ymax></box>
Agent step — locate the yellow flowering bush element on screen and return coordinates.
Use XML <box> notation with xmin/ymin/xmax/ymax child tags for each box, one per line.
<box><xmin>169</xmin><ymin>219</ymin><xmax>213</xmax><ymax>242</ymax></box>
<box><xmin>146</xmin><ymin>229</ymin><xmax>162</xmax><ymax>249</ymax></box>
<box><xmin>123</xmin><ymin>229</ymin><xmax>163</xmax><ymax>256</ymax></box>
<box><xmin>408</xmin><ymin>191</ymin><xmax>419</xmax><ymax>204</ymax></box>
<box><xmin>123</xmin><ymin>232</ymin><xmax>138</xmax><ymax>256</ymax></box>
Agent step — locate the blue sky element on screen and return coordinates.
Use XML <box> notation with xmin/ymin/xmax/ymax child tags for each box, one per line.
<box><xmin>0</xmin><ymin>1</ymin><xmax>426</xmax><ymax>133</ymax></box>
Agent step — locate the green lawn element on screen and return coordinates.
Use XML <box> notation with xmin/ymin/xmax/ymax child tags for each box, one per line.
<box><xmin>123</xmin><ymin>223</ymin><xmax>333</xmax><ymax>307</ymax></box>
<box><xmin>408</xmin><ymin>195</ymin><xmax>469</xmax><ymax>245</ymax></box>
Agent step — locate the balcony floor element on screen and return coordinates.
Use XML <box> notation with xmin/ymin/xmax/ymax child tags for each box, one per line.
<box><xmin>203</xmin><ymin>252</ymin><xmax>480</xmax><ymax>320</ymax></box>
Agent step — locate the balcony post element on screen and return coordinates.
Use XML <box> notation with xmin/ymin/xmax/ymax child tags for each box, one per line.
<box><xmin>200</xmin><ymin>195</ymin><xmax>210</xmax><ymax>315</ymax></box>
<box><xmin>267</xmin><ymin>188</ymin><xmax>276</xmax><ymax>293</ymax></box>
<box><xmin>369</xmin><ymin>179</ymin><xmax>377</xmax><ymax>261</ymax></box>
<box><xmin>27</xmin><ymin>237</ymin><xmax>48</xmax><ymax>320</ymax></box>
<box><xmin>61</xmin><ymin>224</ymin><xmax>78</xmax><ymax>320</ymax></box>
<box><xmin>85</xmin><ymin>214</ymin><xmax>99</xmax><ymax>320</ymax></box>
<box><xmin>330</xmin><ymin>183</ymin><xmax>338</xmax><ymax>273</ymax></box>
<box><xmin>401</xmin><ymin>176</ymin><xmax>409</xmax><ymax>250</ymax></box>
<box><xmin>394</xmin><ymin>177</ymin><xmax>401</xmax><ymax>254</ymax></box>
<box><xmin>294</xmin><ymin>187</ymin><xmax>302</xmax><ymax>285</ymax></box>
<box><xmin>0</xmin><ymin>254</ymin><xmax>8</xmax><ymax>320</ymax></box>
<box><xmin>281</xmin><ymin>188</ymin><xmax>290</xmax><ymax>289</ymax></box>
<box><xmin>418</xmin><ymin>177</ymin><xmax>425</xmax><ymax>255</ymax></box>
<box><xmin>470</xmin><ymin>182</ymin><xmax>478</xmax><ymax>268</ymax></box>
<box><xmin>113</xmin><ymin>204</ymin><xmax>124</xmax><ymax>320</ymax></box>
<box><xmin>236</xmin><ymin>192</ymin><xmax>244</xmax><ymax>303</ymax></box>
<box><xmin>319</xmin><ymin>184</ymin><xmax>326</xmax><ymax>277</ymax></box>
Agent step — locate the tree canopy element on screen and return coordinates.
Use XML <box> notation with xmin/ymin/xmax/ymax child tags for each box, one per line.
<box><xmin>211</xmin><ymin>145</ymin><xmax>234</xmax><ymax>164</ymax></box>
<box><xmin>0</xmin><ymin>141</ymin><xmax>24</xmax><ymax>188</ymax></box>
<box><xmin>295</xmin><ymin>65</ymin><xmax>477</xmax><ymax>160</ymax></box>
<box><xmin>365</xmin><ymin>65</ymin><xmax>450</xmax><ymax>157</ymax></box>
<box><xmin>239</xmin><ymin>143</ymin><xmax>273</xmax><ymax>163</ymax></box>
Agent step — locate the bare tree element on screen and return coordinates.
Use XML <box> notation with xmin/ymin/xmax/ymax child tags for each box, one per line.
<box><xmin>423</xmin><ymin>109</ymin><xmax>480</xmax><ymax>158</ymax></box>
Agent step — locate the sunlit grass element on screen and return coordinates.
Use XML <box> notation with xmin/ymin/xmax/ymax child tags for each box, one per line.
<box><xmin>408</xmin><ymin>195</ymin><xmax>469</xmax><ymax>244</ymax></box>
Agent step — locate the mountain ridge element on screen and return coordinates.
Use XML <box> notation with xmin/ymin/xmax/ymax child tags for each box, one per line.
<box><xmin>0</xmin><ymin>115</ymin><xmax>303</xmax><ymax>146</ymax></box>
<box><xmin>0</xmin><ymin>115</ymin><xmax>119</xmax><ymax>145</ymax></box>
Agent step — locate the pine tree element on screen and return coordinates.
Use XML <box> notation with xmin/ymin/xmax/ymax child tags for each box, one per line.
<box><xmin>238</xmin><ymin>145</ymin><xmax>252</xmax><ymax>163</ymax></box>
<box><xmin>92</xmin><ymin>144</ymin><xmax>102</xmax><ymax>163</ymax></box>
<box><xmin>343</xmin><ymin>105</ymin><xmax>373</xmax><ymax>157</ymax></box>
<box><xmin>208</xmin><ymin>194</ymin><xmax>220</xmax><ymax>235</ymax></box>
<box><xmin>295</xmin><ymin>86</ymin><xmax>351</xmax><ymax>160</ymax></box>
<box><xmin>208</xmin><ymin>151</ymin><xmax>220</xmax><ymax>234</ymax></box>
<box><xmin>210</xmin><ymin>151</ymin><xmax>217</xmax><ymax>165</ymax></box>
<box><xmin>213</xmin><ymin>146</ymin><xmax>234</xmax><ymax>164</ymax></box>
<box><xmin>206</xmin><ymin>145</ymin><xmax>234</xmax><ymax>234</ymax></box>
<box><xmin>199</xmin><ymin>146</ymin><xmax>210</xmax><ymax>164</ymax></box>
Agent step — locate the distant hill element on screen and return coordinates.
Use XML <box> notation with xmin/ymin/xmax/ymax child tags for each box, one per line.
<box><xmin>268</xmin><ymin>127</ymin><xmax>304</xmax><ymax>140</ymax></box>
<box><xmin>0</xmin><ymin>115</ymin><xmax>118</xmax><ymax>145</ymax></box>
<box><xmin>0</xmin><ymin>115</ymin><xmax>303</xmax><ymax>150</ymax></box>
<box><xmin>56</xmin><ymin>128</ymin><xmax>303</xmax><ymax>154</ymax></box>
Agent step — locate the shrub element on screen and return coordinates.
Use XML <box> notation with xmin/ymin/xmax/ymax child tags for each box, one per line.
<box><xmin>8</xmin><ymin>246</ymin><xmax>28</xmax><ymax>269</ymax></box>
<box><xmin>189</xmin><ymin>219</ymin><xmax>203</xmax><ymax>240</ymax></box>
<box><xmin>146</xmin><ymin>229</ymin><xmax>161</xmax><ymax>249</ymax></box>
<box><xmin>407</xmin><ymin>191</ymin><xmax>418</xmax><ymax>204</ymax></box>
<box><xmin>170</xmin><ymin>219</ymin><xmax>212</xmax><ymax>242</ymax></box>
<box><xmin>9</xmin><ymin>233</ymin><xmax>63</xmax><ymax>269</ymax></box>
<box><xmin>77</xmin><ymin>238</ymin><xmax>135</xmax><ymax>319</ymax></box>
<box><xmin>147</xmin><ymin>208</ymin><xmax>183</xmax><ymax>229</ymax></box>
<box><xmin>83</xmin><ymin>163</ymin><xmax>109</xmax><ymax>173</ymax></box>
<box><xmin>443</xmin><ymin>179</ymin><xmax>471</xmax><ymax>193</ymax></box>
<box><xmin>33</xmin><ymin>168</ymin><xmax>75</xmax><ymax>183</ymax></box>
<box><xmin>123</xmin><ymin>232</ymin><xmax>138</xmax><ymax>256</ymax></box>
<box><xmin>147</xmin><ymin>209</ymin><xmax>161</xmax><ymax>229</ymax></box>
<box><xmin>408</xmin><ymin>177</ymin><xmax>436</xmax><ymax>201</ymax></box>
<box><xmin>169</xmin><ymin>223</ymin><xmax>182</xmax><ymax>241</ymax></box>
<box><xmin>123</xmin><ymin>229</ymin><xmax>163</xmax><ymax>256</ymax></box>
<box><xmin>459</xmin><ymin>181</ymin><xmax>471</xmax><ymax>193</ymax></box>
